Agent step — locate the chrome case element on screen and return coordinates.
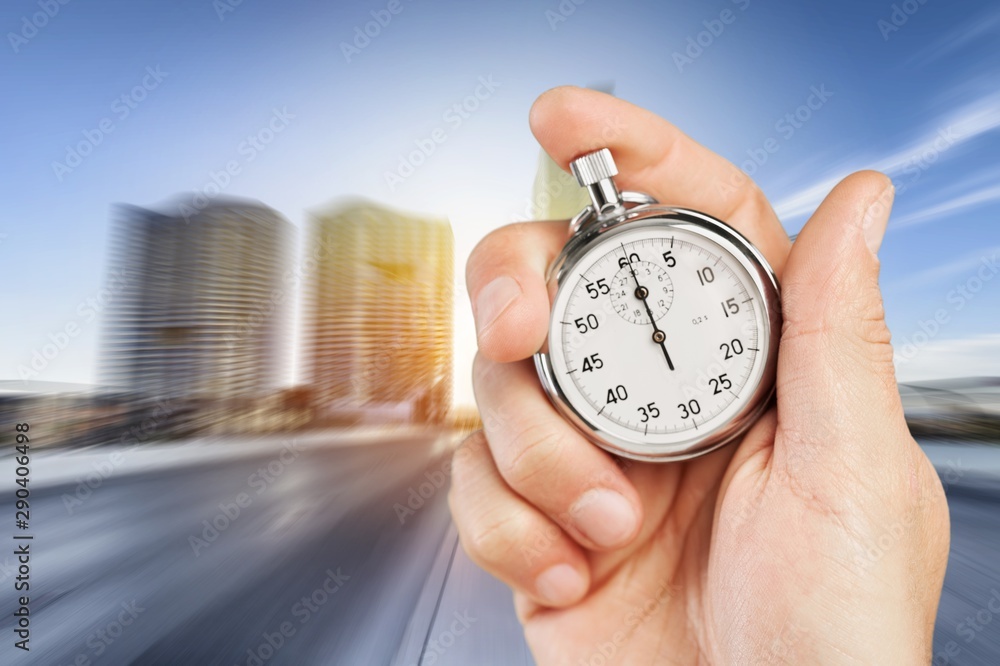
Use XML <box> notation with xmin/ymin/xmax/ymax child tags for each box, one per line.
<box><xmin>534</xmin><ymin>194</ymin><xmax>782</xmax><ymax>462</ymax></box>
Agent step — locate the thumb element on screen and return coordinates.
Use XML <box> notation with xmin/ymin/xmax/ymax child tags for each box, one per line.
<box><xmin>774</xmin><ymin>170</ymin><xmax>909</xmax><ymax>472</ymax></box>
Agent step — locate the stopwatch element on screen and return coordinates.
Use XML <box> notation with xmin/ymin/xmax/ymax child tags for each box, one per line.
<box><xmin>534</xmin><ymin>149</ymin><xmax>781</xmax><ymax>462</ymax></box>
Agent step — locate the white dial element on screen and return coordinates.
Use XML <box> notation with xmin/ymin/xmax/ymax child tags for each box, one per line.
<box><xmin>547</xmin><ymin>223</ymin><xmax>770</xmax><ymax>454</ymax></box>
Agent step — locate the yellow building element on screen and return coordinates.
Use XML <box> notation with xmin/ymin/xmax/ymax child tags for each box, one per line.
<box><xmin>529</xmin><ymin>83</ymin><xmax>615</xmax><ymax>221</ymax></box>
<box><xmin>306</xmin><ymin>200</ymin><xmax>454</xmax><ymax>424</ymax></box>
<box><xmin>530</xmin><ymin>150</ymin><xmax>591</xmax><ymax>220</ymax></box>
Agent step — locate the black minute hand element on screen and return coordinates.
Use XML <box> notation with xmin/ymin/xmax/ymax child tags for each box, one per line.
<box><xmin>622</xmin><ymin>244</ymin><xmax>675</xmax><ymax>371</ymax></box>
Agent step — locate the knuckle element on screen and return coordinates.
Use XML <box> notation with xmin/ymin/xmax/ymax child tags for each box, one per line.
<box><xmin>464</xmin><ymin>510</ymin><xmax>524</xmax><ymax>564</ymax></box>
<box><xmin>467</xmin><ymin>222</ymin><xmax>530</xmax><ymax>281</ymax></box>
<box><xmin>730</xmin><ymin>180</ymin><xmax>773</xmax><ymax>220</ymax></box>
<box><xmin>467</xmin><ymin>231</ymin><xmax>499</xmax><ymax>274</ymax></box>
<box><xmin>471</xmin><ymin>351</ymin><xmax>495</xmax><ymax>389</ymax></box>
<box><xmin>770</xmin><ymin>454</ymin><xmax>853</xmax><ymax>528</ymax></box>
<box><xmin>450</xmin><ymin>430</ymin><xmax>487</xmax><ymax>480</ymax></box>
<box><xmin>781</xmin><ymin>257</ymin><xmax>893</xmax><ymax>368</ymax></box>
<box><xmin>501</xmin><ymin>420</ymin><xmax>564</xmax><ymax>489</ymax></box>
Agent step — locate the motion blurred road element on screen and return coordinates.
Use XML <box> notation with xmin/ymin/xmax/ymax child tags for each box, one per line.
<box><xmin>0</xmin><ymin>436</ymin><xmax>998</xmax><ymax>665</ymax></box>
<box><xmin>0</xmin><ymin>431</ymin><xmax>455</xmax><ymax>665</ymax></box>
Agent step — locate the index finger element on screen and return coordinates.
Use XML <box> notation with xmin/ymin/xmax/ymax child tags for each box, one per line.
<box><xmin>529</xmin><ymin>86</ymin><xmax>791</xmax><ymax>270</ymax></box>
<box><xmin>469</xmin><ymin>86</ymin><xmax>790</xmax><ymax>363</ymax></box>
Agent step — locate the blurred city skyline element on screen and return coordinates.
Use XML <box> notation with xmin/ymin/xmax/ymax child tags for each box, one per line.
<box><xmin>3</xmin><ymin>0</ymin><xmax>1000</xmax><ymax>407</ymax></box>
<box><xmin>95</xmin><ymin>194</ymin><xmax>454</xmax><ymax>424</ymax></box>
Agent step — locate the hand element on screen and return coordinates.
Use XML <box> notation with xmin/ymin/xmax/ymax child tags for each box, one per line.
<box><xmin>449</xmin><ymin>86</ymin><xmax>950</xmax><ymax>664</ymax></box>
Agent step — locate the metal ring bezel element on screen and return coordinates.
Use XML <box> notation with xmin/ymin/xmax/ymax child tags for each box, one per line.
<box><xmin>534</xmin><ymin>201</ymin><xmax>781</xmax><ymax>462</ymax></box>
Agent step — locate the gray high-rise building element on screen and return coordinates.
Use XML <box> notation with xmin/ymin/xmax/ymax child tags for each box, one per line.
<box><xmin>100</xmin><ymin>198</ymin><xmax>291</xmax><ymax>404</ymax></box>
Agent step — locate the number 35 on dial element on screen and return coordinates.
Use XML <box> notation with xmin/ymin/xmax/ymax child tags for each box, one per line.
<box><xmin>535</xmin><ymin>149</ymin><xmax>780</xmax><ymax>462</ymax></box>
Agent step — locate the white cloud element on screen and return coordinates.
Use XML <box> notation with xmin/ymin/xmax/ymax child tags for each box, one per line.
<box><xmin>890</xmin><ymin>182</ymin><xmax>1000</xmax><ymax>230</ymax></box>
<box><xmin>895</xmin><ymin>333</ymin><xmax>1000</xmax><ymax>383</ymax></box>
<box><xmin>883</xmin><ymin>245</ymin><xmax>1000</xmax><ymax>293</ymax></box>
<box><xmin>906</xmin><ymin>9</ymin><xmax>1000</xmax><ymax>67</ymax></box>
<box><xmin>772</xmin><ymin>91</ymin><xmax>1000</xmax><ymax>225</ymax></box>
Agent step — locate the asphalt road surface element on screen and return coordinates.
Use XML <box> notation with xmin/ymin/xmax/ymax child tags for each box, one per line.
<box><xmin>415</xmin><ymin>441</ymin><xmax>1000</xmax><ymax>666</ymax></box>
<box><xmin>0</xmin><ymin>432</ymin><xmax>454</xmax><ymax>665</ymax></box>
<box><xmin>1</xmin><ymin>437</ymin><xmax>998</xmax><ymax>665</ymax></box>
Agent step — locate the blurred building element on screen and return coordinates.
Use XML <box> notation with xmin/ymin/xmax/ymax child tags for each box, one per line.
<box><xmin>0</xmin><ymin>381</ymin><xmax>176</xmax><ymax>448</ymax></box>
<box><xmin>100</xmin><ymin>197</ymin><xmax>292</xmax><ymax>431</ymax></box>
<box><xmin>307</xmin><ymin>200</ymin><xmax>453</xmax><ymax>424</ymax></box>
<box><xmin>530</xmin><ymin>150</ymin><xmax>591</xmax><ymax>220</ymax></box>
<box><xmin>530</xmin><ymin>83</ymin><xmax>614</xmax><ymax>221</ymax></box>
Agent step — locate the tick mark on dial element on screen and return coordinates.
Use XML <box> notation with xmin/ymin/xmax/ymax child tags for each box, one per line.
<box><xmin>597</xmin><ymin>404</ymin><xmax>606</xmax><ymax>417</ymax></box>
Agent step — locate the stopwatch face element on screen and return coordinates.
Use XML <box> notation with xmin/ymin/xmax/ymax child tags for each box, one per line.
<box><xmin>538</xmin><ymin>213</ymin><xmax>779</xmax><ymax>462</ymax></box>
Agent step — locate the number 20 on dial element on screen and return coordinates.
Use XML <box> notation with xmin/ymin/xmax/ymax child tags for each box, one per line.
<box><xmin>535</xmin><ymin>149</ymin><xmax>781</xmax><ymax>462</ymax></box>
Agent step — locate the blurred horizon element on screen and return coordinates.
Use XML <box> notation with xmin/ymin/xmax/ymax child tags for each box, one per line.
<box><xmin>3</xmin><ymin>0</ymin><xmax>1000</xmax><ymax>408</ymax></box>
<box><xmin>1</xmin><ymin>2</ymin><xmax>999</xmax><ymax>663</ymax></box>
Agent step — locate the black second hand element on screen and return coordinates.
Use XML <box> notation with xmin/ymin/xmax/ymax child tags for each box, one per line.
<box><xmin>621</xmin><ymin>244</ymin><xmax>675</xmax><ymax>371</ymax></box>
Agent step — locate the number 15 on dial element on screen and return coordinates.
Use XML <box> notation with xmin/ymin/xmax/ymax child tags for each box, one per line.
<box><xmin>535</xmin><ymin>149</ymin><xmax>781</xmax><ymax>462</ymax></box>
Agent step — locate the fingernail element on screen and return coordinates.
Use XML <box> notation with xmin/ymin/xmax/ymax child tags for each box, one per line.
<box><xmin>862</xmin><ymin>181</ymin><xmax>895</xmax><ymax>256</ymax></box>
<box><xmin>474</xmin><ymin>276</ymin><xmax>521</xmax><ymax>337</ymax></box>
<box><xmin>570</xmin><ymin>488</ymin><xmax>638</xmax><ymax>548</ymax></box>
<box><xmin>535</xmin><ymin>563</ymin><xmax>586</xmax><ymax>606</ymax></box>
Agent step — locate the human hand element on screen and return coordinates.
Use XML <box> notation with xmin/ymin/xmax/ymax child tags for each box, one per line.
<box><xmin>449</xmin><ymin>86</ymin><xmax>950</xmax><ymax>664</ymax></box>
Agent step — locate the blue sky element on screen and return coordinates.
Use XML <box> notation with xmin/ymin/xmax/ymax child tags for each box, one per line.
<box><xmin>1</xmin><ymin>0</ymin><xmax>998</xmax><ymax>404</ymax></box>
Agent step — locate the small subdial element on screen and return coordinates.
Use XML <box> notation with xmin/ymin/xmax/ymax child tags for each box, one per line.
<box><xmin>609</xmin><ymin>261</ymin><xmax>674</xmax><ymax>325</ymax></box>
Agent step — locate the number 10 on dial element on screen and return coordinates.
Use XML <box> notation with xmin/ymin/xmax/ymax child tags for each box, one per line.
<box><xmin>535</xmin><ymin>149</ymin><xmax>781</xmax><ymax>462</ymax></box>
